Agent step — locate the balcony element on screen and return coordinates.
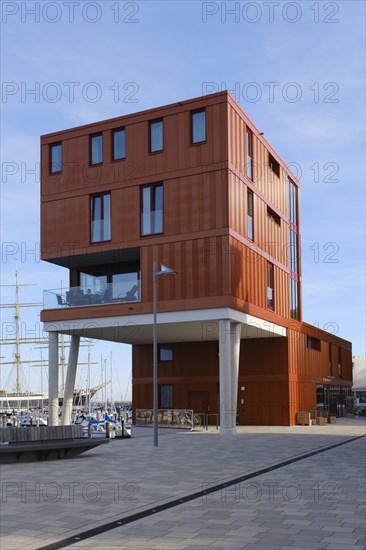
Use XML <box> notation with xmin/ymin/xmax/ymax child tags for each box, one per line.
<box><xmin>43</xmin><ymin>277</ymin><xmax>140</xmax><ymax>310</ymax></box>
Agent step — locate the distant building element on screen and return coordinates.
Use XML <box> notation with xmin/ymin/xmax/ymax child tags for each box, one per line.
<box><xmin>40</xmin><ymin>92</ymin><xmax>352</xmax><ymax>429</ymax></box>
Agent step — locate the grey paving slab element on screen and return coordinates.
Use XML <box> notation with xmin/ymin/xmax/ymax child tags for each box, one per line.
<box><xmin>0</xmin><ymin>418</ymin><xmax>364</xmax><ymax>550</ymax></box>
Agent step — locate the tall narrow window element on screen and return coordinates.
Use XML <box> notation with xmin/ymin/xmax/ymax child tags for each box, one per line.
<box><xmin>329</xmin><ymin>343</ymin><xmax>332</xmax><ymax>375</ymax></box>
<box><xmin>267</xmin><ymin>262</ymin><xmax>274</xmax><ymax>310</ymax></box>
<box><xmin>159</xmin><ymin>385</ymin><xmax>173</xmax><ymax>409</ymax></box>
<box><xmin>288</xmin><ymin>228</ymin><xmax>298</xmax><ymax>273</ymax></box>
<box><xmin>90</xmin><ymin>134</ymin><xmax>103</xmax><ymax>165</ymax></box>
<box><xmin>247</xmin><ymin>189</ymin><xmax>254</xmax><ymax>241</ymax></box>
<box><xmin>149</xmin><ymin>119</ymin><xmax>163</xmax><ymax>152</ymax></box>
<box><xmin>338</xmin><ymin>348</ymin><xmax>342</xmax><ymax>377</ymax></box>
<box><xmin>288</xmin><ymin>179</ymin><xmax>297</xmax><ymax>226</ymax></box>
<box><xmin>141</xmin><ymin>183</ymin><xmax>163</xmax><ymax>235</ymax></box>
<box><xmin>191</xmin><ymin>109</ymin><xmax>206</xmax><ymax>143</ymax></box>
<box><xmin>246</xmin><ymin>128</ymin><xmax>253</xmax><ymax>180</ymax></box>
<box><xmin>91</xmin><ymin>192</ymin><xmax>111</xmax><ymax>242</ymax></box>
<box><xmin>290</xmin><ymin>277</ymin><xmax>299</xmax><ymax>319</ymax></box>
<box><xmin>50</xmin><ymin>143</ymin><xmax>62</xmax><ymax>173</ymax></box>
<box><xmin>113</xmin><ymin>128</ymin><xmax>125</xmax><ymax>160</ymax></box>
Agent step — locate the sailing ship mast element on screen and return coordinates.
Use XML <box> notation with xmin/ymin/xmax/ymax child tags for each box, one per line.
<box><xmin>0</xmin><ymin>267</ymin><xmax>45</xmax><ymax>396</ymax></box>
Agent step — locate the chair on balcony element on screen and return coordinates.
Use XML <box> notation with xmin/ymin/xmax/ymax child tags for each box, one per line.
<box><xmin>56</xmin><ymin>294</ymin><xmax>65</xmax><ymax>307</ymax></box>
<box><xmin>118</xmin><ymin>285</ymin><xmax>139</xmax><ymax>302</ymax></box>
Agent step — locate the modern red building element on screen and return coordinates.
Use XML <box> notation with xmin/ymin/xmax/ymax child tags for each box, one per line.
<box><xmin>40</xmin><ymin>91</ymin><xmax>352</xmax><ymax>429</ymax></box>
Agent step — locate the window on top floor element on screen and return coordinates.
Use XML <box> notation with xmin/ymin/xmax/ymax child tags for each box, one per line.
<box><xmin>149</xmin><ymin>119</ymin><xmax>163</xmax><ymax>153</ymax></box>
<box><xmin>91</xmin><ymin>192</ymin><xmax>111</xmax><ymax>242</ymax></box>
<box><xmin>90</xmin><ymin>134</ymin><xmax>103</xmax><ymax>165</ymax></box>
<box><xmin>112</xmin><ymin>128</ymin><xmax>126</xmax><ymax>160</ymax></box>
<box><xmin>141</xmin><ymin>183</ymin><xmax>163</xmax><ymax>235</ymax></box>
<box><xmin>191</xmin><ymin>109</ymin><xmax>206</xmax><ymax>143</ymax></box>
<box><xmin>288</xmin><ymin>179</ymin><xmax>298</xmax><ymax>226</ymax></box>
<box><xmin>50</xmin><ymin>143</ymin><xmax>62</xmax><ymax>173</ymax></box>
<box><xmin>267</xmin><ymin>261</ymin><xmax>275</xmax><ymax>310</ymax></box>
<box><xmin>247</xmin><ymin>189</ymin><xmax>254</xmax><ymax>241</ymax></box>
<box><xmin>268</xmin><ymin>152</ymin><xmax>280</xmax><ymax>178</ymax></box>
<box><xmin>307</xmin><ymin>336</ymin><xmax>321</xmax><ymax>351</ymax></box>
<box><xmin>246</xmin><ymin>128</ymin><xmax>253</xmax><ymax>180</ymax></box>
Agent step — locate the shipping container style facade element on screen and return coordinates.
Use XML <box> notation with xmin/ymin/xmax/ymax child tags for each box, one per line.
<box><xmin>40</xmin><ymin>92</ymin><xmax>352</xmax><ymax>427</ymax></box>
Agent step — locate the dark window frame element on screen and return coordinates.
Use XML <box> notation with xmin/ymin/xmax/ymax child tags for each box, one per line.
<box><xmin>267</xmin><ymin>261</ymin><xmax>275</xmax><ymax>310</ymax></box>
<box><xmin>90</xmin><ymin>133</ymin><xmax>103</xmax><ymax>166</ymax></box>
<box><xmin>267</xmin><ymin>206</ymin><xmax>281</xmax><ymax>226</ymax></box>
<box><xmin>140</xmin><ymin>183</ymin><xmax>163</xmax><ymax>236</ymax></box>
<box><xmin>149</xmin><ymin>118</ymin><xmax>164</xmax><ymax>154</ymax></box>
<box><xmin>112</xmin><ymin>127</ymin><xmax>126</xmax><ymax>161</ymax></box>
<box><xmin>49</xmin><ymin>142</ymin><xmax>62</xmax><ymax>174</ymax></box>
<box><xmin>90</xmin><ymin>191</ymin><xmax>111</xmax><ymax>243</ymax></box>
<box><xmin>159</xmin><ymin>344</ymin><xmax>173</xmax><ymax>362</ymax></box>
<box><xmin>268</xmin><ymin>152</ymin><xmax>280</xmax><ymax>178</ymax></box>
<box><xmin>307</xmin><ymin>336</ymin><xmax>321</xmax><ymax>351</ymax></box>
<box><xmin>191</xmin><ymin>108</ymin><xmax>206</xmax><ymax>145</ymax></box>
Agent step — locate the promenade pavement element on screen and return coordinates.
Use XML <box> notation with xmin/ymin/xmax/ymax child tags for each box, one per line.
<box><xmin>1</xmin><ymin>418</ymin><xmax>365</xmax><ymax>550</ymax></box>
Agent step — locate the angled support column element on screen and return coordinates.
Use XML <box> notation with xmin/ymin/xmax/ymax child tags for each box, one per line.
<box><xmin>61</xmin><ymin>335</ymin><xmax>80</xmax><ymax>425</ymax></box>
<box><xmin>219</xmin><ymin>320</ymin><xmax>238</xmax><ymax>434</ymax></box>
<box><xmin>48</xmin><ymin>331</ymin><xmax>59</xmax><ymax>426</ymax></box>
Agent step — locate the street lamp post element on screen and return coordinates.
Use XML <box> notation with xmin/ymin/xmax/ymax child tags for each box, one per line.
<box><xmin>153</xmin><ymin>261</ymin><xmax>177</xmax><ymax>447</ymax></box>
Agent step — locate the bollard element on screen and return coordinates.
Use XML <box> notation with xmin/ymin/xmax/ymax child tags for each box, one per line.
<box><xmin>121</xmin><ymin>420</ymin><xmax>124</xmax><ymax>439</ymax></box>
<box><xmin>105</xmin><ymin>421</ymin><xmax>110</xmax><ymax>438</ymax></box>
<box><xmin>2</xmin><ymin>416</ymin><xmax>7</xmax><ymax>429</ymax></box>
<box><xmin>88</xmin><ymin>423</ymin><xmax>93</xmax><ymax>439</ymax></box>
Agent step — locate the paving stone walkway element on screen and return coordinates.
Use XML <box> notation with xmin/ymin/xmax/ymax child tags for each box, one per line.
<box><xmin>1</xmin><ymin>419</ymin><xmax>365</xmax><ymax>550</ymax></box>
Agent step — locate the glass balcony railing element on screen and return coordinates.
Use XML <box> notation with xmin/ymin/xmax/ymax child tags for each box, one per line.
<box><xmin>43</xmin><ymin>278</ymin><xmax>140</xmax><ymax>310</ymax></box>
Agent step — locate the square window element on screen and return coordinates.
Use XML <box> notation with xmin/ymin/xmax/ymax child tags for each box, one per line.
<box><xmin>90</xmin><ymin>134</ymin><xmax>103</xmax><ymax>165</ymax></box>
<box><xmin>149</xmin><ymin>119</ymin><xmax>163</xmax><ymax>153</ymax></box>
<box><xmin>307</xmin><ymin>336</ymin><xmax>321</xmax><ymax>351</ymax></box>
<box><xmin>192</xmin><ymin>110</ymin><xmax>206</xmax><ymax>143</ymax></box>
<box><xmin>159</xmin><ymin>344</ymin><xmax>173</xmax><ymax>362</ymax></box>
<box><xmin>50</xmin><ymin>143</ymin><xmax>62</xmax><ymax>173</ymax></box>
<box><xmin>113</xmin><ymin>128</ymin><xmax>125</xmax><ymax>160</ymax></box>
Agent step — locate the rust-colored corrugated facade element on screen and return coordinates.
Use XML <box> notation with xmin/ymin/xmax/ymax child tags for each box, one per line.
<box><xmin>40</xmin><ymin>91</ymin><xmax>352</xmax><ymax>426</ymax></box>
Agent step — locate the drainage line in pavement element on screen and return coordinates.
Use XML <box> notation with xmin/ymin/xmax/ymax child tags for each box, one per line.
<box><xmin>37</xmin><ymin>434</ymin><xmax>365</xmax><ymax>550</ymax></box>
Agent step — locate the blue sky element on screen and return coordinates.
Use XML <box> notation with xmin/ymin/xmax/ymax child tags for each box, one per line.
<box><xmin>1</xmin><ymin>0</ymin><xmax>365</xmax><ymax>399</ymax></box>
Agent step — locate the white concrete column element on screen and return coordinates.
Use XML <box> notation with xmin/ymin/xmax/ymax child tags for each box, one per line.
<box><xmin>61</xmin><ymin>335</ymin><xmax>80</xmax><ymax>425</ymax></box>
<box><xmin>219</xmin><ymin>320</ymin><xmax>236</xmax><ymax>435</ymax></box>
<box><xmin>230</xmin><ymin>323</ymin><xmax>241</xmax><ymax>431</ymax></box>
<box><xmin>48</xmin><ymin>331</ymin><xmax>59</xmax><ymax>426</ymax></box>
